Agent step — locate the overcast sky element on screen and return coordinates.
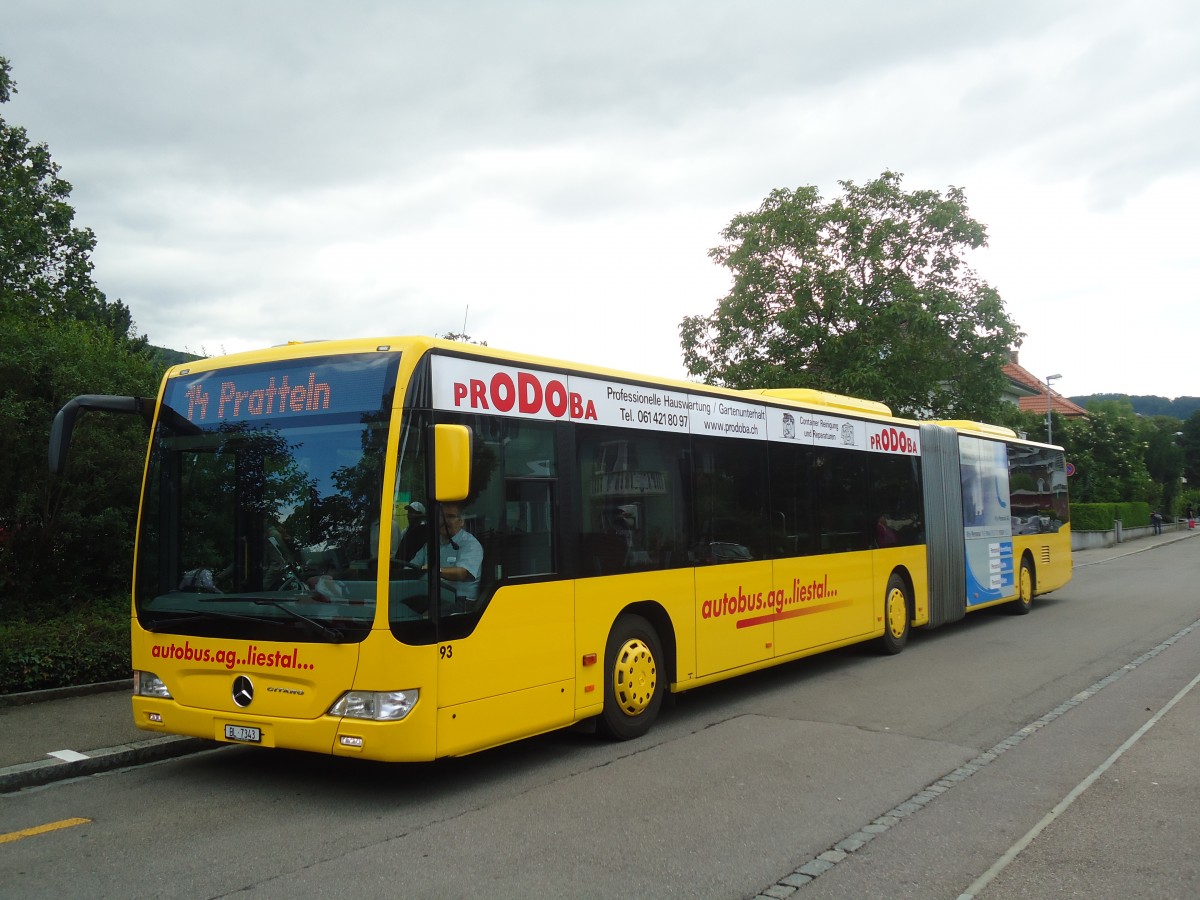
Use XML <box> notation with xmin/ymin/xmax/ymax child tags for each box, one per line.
<box><xmin>6</xmin><ymin>1</ymin><xmax>1198</xmax><ymax>401</ymax></box>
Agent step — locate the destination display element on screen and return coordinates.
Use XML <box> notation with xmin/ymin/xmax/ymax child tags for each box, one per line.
<box><xmin>163</xmin><ymin>353</ymin><xmax>399</xmax><ymax>425</ymax></box>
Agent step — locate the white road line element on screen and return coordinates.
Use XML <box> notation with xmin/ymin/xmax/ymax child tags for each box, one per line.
<box><xmin>957</xmin><ymin>666</ymin><xmax>1200</xmax><ymax>899</ymax></box>
<box><xmin>753</xmin><ymin>614</ymin><xmax>1200</xmax><ymax>898</ymax></box>
<box><xmin>46</xmin><ymin>750</ymin><xmax>90</xmax><ymax>762</ymax></box>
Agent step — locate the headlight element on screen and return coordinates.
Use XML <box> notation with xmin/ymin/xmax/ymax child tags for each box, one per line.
<box><xmin>133</xmin><ymin>670</ymin><xmax>173</xmax><ymax>699</ymax></box>
<box><xmin>328</xmin><ymin>689</ymin><xmax>419</xmax><ymax>721</ymax></box>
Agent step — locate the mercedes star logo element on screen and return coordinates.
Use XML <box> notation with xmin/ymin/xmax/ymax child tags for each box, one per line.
<box><xmin>232</xmin><ymin>675</ymin><xmax>254</xmax><ymax>708</ymax></box>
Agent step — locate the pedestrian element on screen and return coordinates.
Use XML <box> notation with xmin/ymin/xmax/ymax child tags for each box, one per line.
<box><xmin>1188</xmin><ymin>505</ymin><xmax>1195</xmax><ymax>530</ymax></box>
<box><xmin>1151</xmin><ymin>509</ymin><xmax>1163</xmax><ymax>535</ymax></box>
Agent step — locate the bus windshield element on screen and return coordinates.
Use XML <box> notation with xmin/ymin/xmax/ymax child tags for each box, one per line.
<box><xmin>134</xmin><ymin>352</ymin><xmax>400</xmax><ymax>643</ymax></box>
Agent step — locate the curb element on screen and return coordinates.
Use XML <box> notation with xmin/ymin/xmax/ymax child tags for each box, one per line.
<box><xmin>0</xmin><ymin>735</ymin><xmax>214</xmax><ymax>793</ymax></box>
<box><xmin>0</xmin><ymin>679</ymin><xmax>131</xmax><ymax>707</ymax></box>
<box><xmin>1073</xmin><ymin>531</ymin><xmax>1199</xmax><ymax>568</ymax></box>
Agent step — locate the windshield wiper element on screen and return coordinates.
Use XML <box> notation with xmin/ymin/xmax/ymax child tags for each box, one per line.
<box><xmin>175</xmin><ymin>595</ymin><xmax>350</xmax><ymax>643</ymax></box>
<box><xmin>144</xmin><ymin>608</ymin><xmax>277</xmax><ymax>632</ymax></box>
<box><xmin>155</xmin><ymin>595</ymin><xmax>346</xmax><ymax>642</ymax></box>
<box><xmin>194</xmin><ymin>594</ymin><xmax>294</xmax><ymax>603</ymax></box>
<box><xmin>251</xmin><ymin>599</ymin><xmax>345</xmax><ymax>643</ymax></box>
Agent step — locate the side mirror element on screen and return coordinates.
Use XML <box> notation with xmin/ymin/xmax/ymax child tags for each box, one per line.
<box><xmin>432</xmin><ymin>424</ymin><xmax>472</xmax><ymax>502</ymax></box>
<box><xmin>49</xmin><ymin>395</ymin><xmax>155</xmax><ymax>476</ymax></box>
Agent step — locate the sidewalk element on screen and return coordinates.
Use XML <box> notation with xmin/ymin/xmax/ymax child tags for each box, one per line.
<box><xmin>2</xmin><ymin>527</ymin><xmax>1197</xmax><ymax>797</ymax></box>
<box><xmin>1071</xmin><ymin>520</ymin><xmax>1200</xmax><ymax>567</ymax></box>
<box><xmin>0</xmin><ymin>682</ymin><xmax>210</xmax><ymax>792</ymax></box>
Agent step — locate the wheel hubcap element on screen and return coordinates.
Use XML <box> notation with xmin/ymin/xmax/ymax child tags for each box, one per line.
<box><xmin>1021</xmin><ymin>568</ymin><xmax>1033</xmax><ymax>603</ymax></box>
<box><xmin>613</xmin><ymin>638</ymin><xmax>656</xmax><ymax>716</ymax></box>
<box><xmin>887</xmin><ymin>588</ymin><xmax>907</xmax><ymax>639</ymax></box>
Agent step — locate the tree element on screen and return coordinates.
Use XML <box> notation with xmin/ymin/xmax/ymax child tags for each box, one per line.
<box><xmin>0</xmin><ymin>314</ymin><xmax>159</xmax><ymax>619</ymax></box>
<box><xmin>1057</xmin><ymin>401</ymin><xmax>1153</xmax><ymax>505</ymax></box>
<box><xmin>0</xmin><ymin>57</ymin><xmax>139</xmax><ymax>342</ymax></box>
<box><xmin>993</xmin><ymin>403</ymin><xmax>1185</xmax><ymax>512</ymax></box>
<box><xmin>439</xmin><ymin>331</ymin><xmax>487</xmax><ymax>346</ymax></box>
<box><xmin>1140</xmin><ymin>416</ymin><xmax>1185</xmax><ymax>514</ymax></box>
<box><xmin>1179</xmin><ymin>410</ymin><xmax>1200</xmax><ymax>490</ymax></box>
<box><xmin>0</xmin><ymin>58</ymin><xmax>159</xmax><ymax>620</ymax></box>
<box><xmin>680</xmin><ymin>171</ymin><xmax>1022</xmax><ymax>419</ymax></box>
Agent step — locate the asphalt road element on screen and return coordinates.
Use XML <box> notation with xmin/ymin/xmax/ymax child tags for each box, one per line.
<box><xmin>2</xmin><ymin>537</ymin><xmax>1198</xmax><ymax>899</ymax></box>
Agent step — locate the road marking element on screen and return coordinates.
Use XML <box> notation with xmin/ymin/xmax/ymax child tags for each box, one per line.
<box><xmin>957</xmin><ymin>666</ymin><xmax>1200</xmax><ymax>899</ymax></box>
<box><xmin>751</xmin><ymin>614</ymin><xmax>1200</xmax><ymax>897</ymax></box>
<box><xmin>0</xmin><ymin>817</ymin><xmax>91</xmax><ymax>845</ymax></box>
<box><xmin>47</xmin><ymin>750</ymin><xmax>90</xmax><ymax>762</ymax></box>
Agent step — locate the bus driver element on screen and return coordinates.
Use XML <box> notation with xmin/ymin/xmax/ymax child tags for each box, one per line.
<box><xmin>410</xmin><ymin>503</ymin><xmax>484</xmax><ymax>602</ymax></box>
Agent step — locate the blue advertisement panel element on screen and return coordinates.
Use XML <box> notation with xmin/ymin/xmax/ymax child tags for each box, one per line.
<box><xmin>960</xmin><ymin>435</ymin><xmax>1014</xmax><ymax>605</ymax></box>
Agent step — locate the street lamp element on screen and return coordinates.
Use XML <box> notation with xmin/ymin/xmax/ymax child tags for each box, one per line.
<box><xmin>1045</xmin><ymin>374</ymin><xmax>1062</xmax><ymax>445</ymax></box>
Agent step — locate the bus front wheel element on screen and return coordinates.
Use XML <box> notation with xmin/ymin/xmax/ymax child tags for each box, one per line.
<box><xmin>597</xmin><ymin>614</ymin><xmax>664</xmax><ymax>741</ymax></box>
<box><xmin>879</xmin><ymin>573</ymin><xmax>911</xmax><ymax>655</ymax></box>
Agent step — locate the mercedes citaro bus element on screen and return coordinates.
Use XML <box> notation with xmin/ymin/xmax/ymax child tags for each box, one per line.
<box><xmin>49</xmin><ymin>336</ymin><xmax>1071</xmax><ymax>761</ymax></box>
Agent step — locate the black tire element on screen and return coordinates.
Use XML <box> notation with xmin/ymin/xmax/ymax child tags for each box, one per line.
<box><xmin>879</xmin><ymin>572</ymin><xmax>911</xmax><ymax>655</ymax></box>
<box><xmin>597</xmin><ymin>614</ymin><xmax>664</xmax><ymax>741</ymax></box>
<box><xmin>1010</xmin><ymin>557</ymin><xmax>1035</xmax><ymax>615</ymax></box>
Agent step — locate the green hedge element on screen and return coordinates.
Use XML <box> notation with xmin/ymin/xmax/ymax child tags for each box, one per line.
<box><xmin>0</xmin><ymin>603</ymin><xmax>130</xmax><ymax>694</ymax></box>
<box><xmin>1070</xmin><ymin>502</ymin><xmax>1150</xmax><ymax>531</ymax></box>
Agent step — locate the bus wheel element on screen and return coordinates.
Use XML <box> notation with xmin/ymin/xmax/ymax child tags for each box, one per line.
<box><xmin>1010</xmin><ymin>558</ymin><xmax>1035</xmax><ymax>615</ymax></box>
<box><xmin>597</xmin><ymin>614</ymin><xmax>664</xmax><ymax>741</ymax></box>
<box><xmin>879</xmin><ymin>573</ymin><xmax>910</xmax><ymax>655</ymax></box>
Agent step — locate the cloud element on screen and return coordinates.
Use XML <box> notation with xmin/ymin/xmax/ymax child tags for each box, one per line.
<box><xmin>5</xmin><ymin>0</ymin><xmax>1199</xmax><ymax>398</ymax></box>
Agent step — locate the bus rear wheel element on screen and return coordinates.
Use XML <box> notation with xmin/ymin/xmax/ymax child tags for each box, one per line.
<box><xmin>1009</xmin><ymin>557</ymin><xmax>1035</xmax><ymax>615</ymax></box>
<box><xmin>597</xmin><ymin>614</ymin><xmax>664</xmax><ymax>741</ymax></box>
<box><xmin>879</xmin><ymin>573</ymin><xmax>911</xmax><ymax>655</ymax></box>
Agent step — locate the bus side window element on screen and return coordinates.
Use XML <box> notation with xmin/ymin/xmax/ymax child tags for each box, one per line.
<box><xmin>692</xmin><ymin>436</ymin><xmax>768</xmax><ymax>563</ymax></box>
<box><xmin>497</xmin><ymin>478</ymin><xmax>556</xmax><ymax>577</ymax></box>
<box><xmin>576</xmin><ymin>426</ymin><xmax>689</xmax><ymax>574</ymax></box>
<box><xmin>869</xmin><ymin>454</ymin><xmax>924</xmax><ymax>547</ymax></box>
<box><xmin>767</xmin><ymin>442</ymin><xmax>815</xmax><ymax>557</ymax></box>
<box><xmin>814</xmin><ymin>447</ymin><xmax>870</xmax><ymax>553</ymax></box>
<box><xmin>437</xmin><ymin>413</ymin><xmax>560</xmax><ymax>590</ymax></box>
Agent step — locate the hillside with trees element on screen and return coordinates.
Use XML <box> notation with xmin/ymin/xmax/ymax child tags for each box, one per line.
<box><xmin>1070</xmin><ymin>394</ymin><xmax>1200</xmax><ymax>420</ymax></box>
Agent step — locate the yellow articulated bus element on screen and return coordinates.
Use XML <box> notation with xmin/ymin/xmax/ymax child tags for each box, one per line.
<box><xmin>49</xmin><ymin>337</ymin><xmax>1071</xmax><ymax>761</ymax></box>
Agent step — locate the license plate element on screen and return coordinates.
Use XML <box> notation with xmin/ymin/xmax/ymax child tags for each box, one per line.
<box><xmin>224</xmin><ymin>724</ymin><xmax>262</xmax><ymax>743</ymax></box>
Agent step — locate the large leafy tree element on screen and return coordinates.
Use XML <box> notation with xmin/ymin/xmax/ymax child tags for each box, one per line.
<box><xmin>681</xmin><ymin>171</ymin><xmax>1022</xmax><ymax>419</ymax></box>
<box><xmin>1058</xmin><ymin>401</ymin><xmax>1154</xmax><ymax>505</ymax></box>
<box><xmin>0</xmin><ymin>58</ymin><xmax>158</xmax><ymax>619</ymax></box>
<box><xmin>1178</xmin><ymin>410</ymin><xmax>1200</xmax><ymax>490</ymax></box>
<box><xmin>1141</xmin><ymin>415</ymin><xmax>1185</xmax><ymax>514</ymax></box>
<box><xmin>0</xmin><ymin>59</ymin><xmax>137</xmax><ymax>339</ymax></box>
<box><xmin>0</xmin><ymin>316</ymin><xmax>159</xmax><ymax>618</ymax></box>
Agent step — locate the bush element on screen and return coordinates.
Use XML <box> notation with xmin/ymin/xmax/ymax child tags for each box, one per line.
<box><xmin>1070</xmin><ymin>503</ymin><xmax>1114</xmax><ymax>531</ymax></box>
<box><xmin>1070</xmin><ymin>502</ymin><xmax>1150</xmax><ymax>530</ymax></box>
<box><xmin>0</xmin><ymin>599</ymin><xmax>129</xmax><ymax>694</ymax></box>
<box><xmin>1115</xmin><ymin>502</ymin><xmax>1150</xmax><ymax>527</ymax></box>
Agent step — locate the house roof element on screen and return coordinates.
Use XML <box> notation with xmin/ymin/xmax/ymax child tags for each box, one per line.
<box><xmin>1002</xmin><ymin>359</ymin><xmax>1089</xmax><ymax>417</ymax></box>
